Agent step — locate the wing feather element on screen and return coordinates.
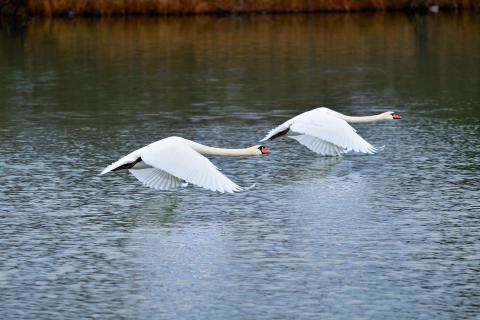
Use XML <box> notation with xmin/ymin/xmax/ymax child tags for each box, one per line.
<box><xmin>100</xmin><ymin>151</ymin><xmax>140</xmax><ymax>175</ymax></box>
<box><xmin>260</xmin><ymin>121</ymin><xmax>292</xmax><ymax>142</ymax></box>
<box><xmin>290</xmin><ymin>110</ymin><xmax>376</xmax><ymax>154</ymax></box>
<box><xmin>289</xmin><ymin>135</ymin><xmax>345</xmax><ymax>156</ymax></box>
<box><xmin>139</xmin><ymin>139</ymin><xmax>242</xmax><ymax>193</ymax></box>
<box><xmin>130</xmin><ymin>168</ymin><xmax>184</xmax><ymax>190</ymax></box>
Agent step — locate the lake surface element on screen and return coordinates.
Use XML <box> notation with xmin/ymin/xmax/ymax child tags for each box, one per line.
<box><xmin>1</xmin><ymin>13</ymin><xmax>479</xmax><ymax>319</ymax></box>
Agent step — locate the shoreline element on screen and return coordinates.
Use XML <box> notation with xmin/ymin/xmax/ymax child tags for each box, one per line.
<box><xmin>1</xmin><ymin>1</ymin><xmax>479</xmax><ymax>18</ymax></box>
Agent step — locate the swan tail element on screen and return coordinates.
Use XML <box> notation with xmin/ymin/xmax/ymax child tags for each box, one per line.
<box><xmin>241</xmin><ymin>183</ymin><xmax>257</xmax><ymax>191</ymax></box>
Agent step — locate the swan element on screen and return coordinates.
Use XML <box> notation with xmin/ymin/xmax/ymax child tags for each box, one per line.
<box><xmin>261</xmin><ymin>107</ymin><xmax>401</xmax><ymax>156</ymax></box>
<box><xmin>100</xmin><ymin>136</ymin><xmax>271</xmax><ymax>193</ymax></box>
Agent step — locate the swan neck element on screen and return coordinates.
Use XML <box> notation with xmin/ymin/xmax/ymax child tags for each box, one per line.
<box><xmin>187</xmin><ymin>141</ymin><xmax>255</xmax><ymax>156</ymax></box>
<box><xmin>341</xmin><ymin>113</ymin><xmax>387</xmax><ymax>123</ymax></box>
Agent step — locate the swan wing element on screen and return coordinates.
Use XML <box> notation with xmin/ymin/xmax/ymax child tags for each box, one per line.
<box><xmin>139</xmin><ymin>140</ymin><xmax>242</xmax><ymax>193</ymax></box>
<box><xmin>260</xmin><ymin>107</ymin><xmax>346</xmax><ymax>142</ymax></box>
<box><xmin>100</xmin><ymin>151</ymin><xmax>140</xmax><ymax>175</ymax></box>
<box><xmin>260</xmin><ymin>121</ymin><xmax>292</xmax><ymax>141</ymax></box>
<box><xmin>290</xmin><ymin>112</ymin><xmax>376</xmax><ymax>154</ymax></box>
<box><xmin>289</xmin><ymin>135</ymin><xmax>346</xmax><ymax>156</ymax></box>
<box><xmin>129</xmin><ymin>168</ymin><xmax>185</xmax><ymax>190</ymax></box>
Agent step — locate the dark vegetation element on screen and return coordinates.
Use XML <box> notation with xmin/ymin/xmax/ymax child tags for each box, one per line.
<box><xmin>0</xmin><ymin>0</ymin><xmax>479</xmax><ymax>18</ymax></box>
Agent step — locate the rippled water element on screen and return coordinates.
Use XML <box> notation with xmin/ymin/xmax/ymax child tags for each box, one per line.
<box><xmin>1</xmin><ymin>13</ymin><xmax>479</xmax><ymax>319</ymax></box>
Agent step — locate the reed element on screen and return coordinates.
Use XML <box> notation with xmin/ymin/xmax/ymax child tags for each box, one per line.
<box><xmin>25</xmin><ymin>0</ymin><xmax>480</xmax><ymax>16</ymax></box>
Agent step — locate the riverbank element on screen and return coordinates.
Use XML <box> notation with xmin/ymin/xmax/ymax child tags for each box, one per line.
<box><xmin>1</xmin><ymin>0</ymin><xmax>479</xmax><ymax>17</ymax></box>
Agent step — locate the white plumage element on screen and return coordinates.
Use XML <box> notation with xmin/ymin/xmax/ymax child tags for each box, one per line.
<box><xmin>261</xmin><ymin>107</ymin><xmax>400</xmax><ymax>156</ymax></box>
<box><xmin>100</xmin><ymin>136</ymin><xmax>269</xmax><ymax>193</ymax></box>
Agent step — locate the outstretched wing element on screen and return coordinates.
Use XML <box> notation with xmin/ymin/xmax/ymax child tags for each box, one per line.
<box><xmin>100</xmin><ymin>151</ymin><xmax>140</xmax><ymax>175</ymax></box>
<box><xmin>289</xmin><ymin>135</ymin><xmax>346</xmax><ymax>156</ymax></box>
<box><xmin>290</xmin><ymin>111</ymin><xmax>376</xmax><ymax>154</ymax></box>
<box><xmin>130</xmin><ymin>168</ymin><xmax>185</xmax><ymax>190</ymax></box>
<box><xmin>139</xmin><ymin>140</ymin><xmax>242</xmax><ymax>193</ymax></box>
<box><xmin>260</xmin><ymin>121</ymin><xmax>292</xmax><ymax>142</ymax></box>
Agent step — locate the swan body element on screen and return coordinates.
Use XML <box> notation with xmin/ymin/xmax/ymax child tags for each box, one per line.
<box><xmin>100</xmin><ymin>136</ymin><xmax>270</xmax><ymax>193</ymax></box>
<box><xmin>261</xmin><ymin>107</ymin><xmax>401</xmax><ymax>156</ymax></box>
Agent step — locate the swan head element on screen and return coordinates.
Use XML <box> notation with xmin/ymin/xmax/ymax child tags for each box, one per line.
<box><xmin>383</xmin><ymin>111</ymin><xmax>402</xmax><ymax>120</ymax></box>
<box><xmin>249</xmin><ymin>145</ymin><xmax>271</xmax><ymax>155</ymax></box>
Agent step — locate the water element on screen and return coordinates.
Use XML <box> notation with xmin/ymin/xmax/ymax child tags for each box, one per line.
<box><xmin>1</xmin><ymin>13</ymin><xmax>479</xmax><ymax>319</ymax></box>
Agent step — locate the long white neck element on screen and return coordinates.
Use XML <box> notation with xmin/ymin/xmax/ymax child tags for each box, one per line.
<box><xmin>340</xmin><ymin>113</ymin><xmax>390</xmax><ymax>123</ymax></box>
<box><xmin>186</xmin><ymin>140</ymin><xmax>258</xmax><ymax>156</ymax></box>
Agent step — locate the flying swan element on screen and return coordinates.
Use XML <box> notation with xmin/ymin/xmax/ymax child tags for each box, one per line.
<box><xmin>261</xmin><ymin>107</ymin><xmax>401</xmax><ymax>156</ymax></box>
<box><xmin>100</xmin><ymin>136</ymin><xmax>271</xmax><ymax>193</ymax></box>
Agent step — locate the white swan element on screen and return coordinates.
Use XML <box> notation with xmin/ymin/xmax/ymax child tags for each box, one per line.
<box><xmin>100</xmin><ymin>136</ymin><xmax>271</xmax><ymax>193</ymax></box>
<box><xmin>261</xmin><ymin>107</ymin><xmax>401</xmax><ymax>156</ymax></box>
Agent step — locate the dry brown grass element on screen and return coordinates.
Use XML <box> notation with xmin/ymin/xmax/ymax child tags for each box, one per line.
<box><xmin>26</xmin><ymin>0</ymin><xmax>480</xmax><ymax>16</ymax></box>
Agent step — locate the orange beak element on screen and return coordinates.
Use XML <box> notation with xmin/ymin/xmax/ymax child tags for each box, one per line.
<box><xmin>393</xmin><ymin>113</ymin><xmax>402</xmax><ymax>120</ymax></box>
<box><xmin>261</xmin><ymin>147</ymin><xmax>271</xmax><ymax>155</ymax></box>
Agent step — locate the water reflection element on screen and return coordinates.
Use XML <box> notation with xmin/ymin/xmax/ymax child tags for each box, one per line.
<box><xmin>0</xmin><ymin>13</ymin><xmax>479</xmax><ymax>320</ymax></box>
<box><xmin>133</xmin><ymin>197</ymin><xmax>180</xmax><ymax>228</ymax></box>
